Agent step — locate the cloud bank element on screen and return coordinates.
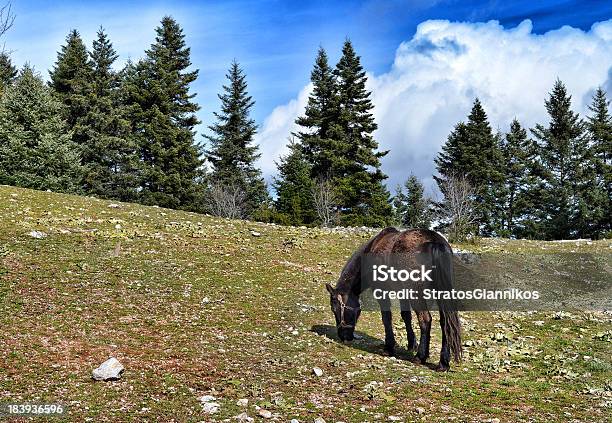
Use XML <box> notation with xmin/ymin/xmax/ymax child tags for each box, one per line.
<box><xmin>255</xmin><ymin>19</ymin><xmax>612</xmax><ymax>194</ymax></box>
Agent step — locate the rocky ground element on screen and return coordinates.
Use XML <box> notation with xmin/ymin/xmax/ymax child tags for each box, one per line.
<box><xmin>0</xmin><ymin>185</ymin><xmax>610</xmax><ymax>422</ymax></box>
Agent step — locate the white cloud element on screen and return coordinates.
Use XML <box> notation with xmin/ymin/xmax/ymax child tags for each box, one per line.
<box><xmin>255</xmin><ymin>19</ymin><xmax>612</xmax><ymax>194</ymax></box>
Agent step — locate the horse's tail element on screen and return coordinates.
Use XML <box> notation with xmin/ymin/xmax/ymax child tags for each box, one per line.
<box><xmin>430</xmin><ymin>242</ymin><xmax>462</xmax><ymax>362</ymax></box>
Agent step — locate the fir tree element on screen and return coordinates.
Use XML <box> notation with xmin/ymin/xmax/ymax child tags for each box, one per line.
<box><xmin>500</xmin><ymin>119</ymin><xmax>531</xmax><ymax>236</ymax></box>
<box><xmin>205</xmin><ymin>60</ymin><xmax>268</xmax><ymax>217</ymax></box>
<box><xmin>435</xmin><ymin>99</ymin><xmax>504</xmax><ymax>235</ymax></box>
<box><xmin>330</xmin><ymin>40</ymin><xmax>391</xmax><ymax>226</ymax></box>
<box><xmin>0</xmin><ymin>51</ymin><xmax>16</xmax><ymax>95</ymax></box>
<box><xmin>393</xmin><ymin>174</ymin><xmax>431</xmax><ymax>228</ymax></box>
<box><xmin>294</xmin><ymin>47</ymin><xmax>337</xmax><ymax>177</ymax></box>
<box><xmin>80</xmin><ymin>28</ymin><xmax>139</xmax><ymax>201</ymax></box>
<box><xmin>273</xmin><ymin>140</ymin><xmax>316</xmax><ymax>225</ymax></box>
<box><xmin>0</xmin><ymin>66</ymin><xmax>81</xmax><ymax>192</ymax></box>
<box><xmin>125</xmin><ymin>16</ymin><xmax>204</xmax><ymax>210</ymax></box>
<box><xmin>49</xmin><ymin>29</ymin><xmax>93</xmax><ymax>136</ymax></box>
<box><xmin>583</xmin><ymin>87</ymin><xmax>612</xmax><ymax>237</ymax></box>
<box><xmin>530</xmin><ymin>79</ymin><xmax>587</xmax><ymax>239</ymax></box>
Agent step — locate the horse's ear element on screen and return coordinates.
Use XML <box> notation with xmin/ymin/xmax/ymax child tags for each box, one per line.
<box><xmin>325</xmin><ymin>283</ymin><xmax>334</xmax><ymax>295</ymax></box>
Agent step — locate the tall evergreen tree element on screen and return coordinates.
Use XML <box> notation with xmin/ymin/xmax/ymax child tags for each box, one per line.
<box><xmin>0</xmin><ymin>51</ymin><xmax>16</xmax><ymax>95</ymax></box>
<box><xmin>204</xmin><ymin>60</ymin><xmax>268</xmax><ymax>217</ymax></box>
<box><xmin>530</xmin><ymin>79</ymin><xmax>587</xmax><ymax>239</ymax></box>
<box><xmin>329</xmin><ymin>40</ymin><xmax>391</xmax><ymax>226</ymax></box>
<box><xmin>393</xmin><ymin>174</ymin><xmax>431</xmax><ymax>228</ymax></box>
<box><xmin>124</xmin><ymin>16</ymin><xmax>204</xmax><ymax>210</ymax></box>
<box><xmin>80</xmin><ymin>28</ymin><xmax>139</xmax><ymax>201</ymax></box>
<box><xmin>273</xmin><ymin>140</ymin><xmax>316</xmax><ymax>225</ymax></box>
<box><xmin>0</xmin><ymin>66</ymin><xmax>81</xmax><ymax>192</ymax></box>
<box><xmin>499</xmin><ymin>119</ymin><xmax>532</xmax><ymax>236</ymax></box>
<box><xmin>583</xmin><ymin>87</ymin><xmax>612</xmax><ymax>238</ymax></box>
<box><xmin>49</xmin><ymin>29</ymin><xmax>93</xmax><ymax>138</ymax></box>
<box><xmin>435</xmin><ymin>99</ymin><xmax>504</xmax><ymax>235</ymax></box>
<box><xmin>294</xmin><ymin>47</ymin><xmax>337</xmax><ymax>177</ymax></box>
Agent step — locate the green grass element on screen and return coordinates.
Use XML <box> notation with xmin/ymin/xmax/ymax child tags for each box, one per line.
<box><xmin>0</xmin><ymin>185</ymin><xmax>610</xmax><ymax>422</ymax></box>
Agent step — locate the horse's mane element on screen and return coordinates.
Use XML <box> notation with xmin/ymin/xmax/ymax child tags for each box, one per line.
<box><xmin>336</xmin><ymin>227</ymin><xmax>399</xmax><ymax>295</ymax></box>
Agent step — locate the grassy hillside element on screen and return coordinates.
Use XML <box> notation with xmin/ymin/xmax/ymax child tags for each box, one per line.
<box><xmin>1</xmin><ymin>185</ymin><xmax>610</xmax><ymax>422</ymax></box>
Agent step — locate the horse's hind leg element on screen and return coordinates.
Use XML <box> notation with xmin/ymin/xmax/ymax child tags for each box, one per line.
<box><xmin>378</xmin><ymin>299</ymin><xmax>396</xmax><ymax>355</ymax></box>
<box><xmin>436</xmin><ymin>310</ymin><xmax>451</xmax><ymax>372</ymax></box>
<box><xmin>413</xmin><ymin>310</ymin><xmax>432</xmax><ymax>364</ymax></box>
<box><xmin>399</xmin><ymin>300</ymin><xmax>418</xmax><ymax>351</ymax></box>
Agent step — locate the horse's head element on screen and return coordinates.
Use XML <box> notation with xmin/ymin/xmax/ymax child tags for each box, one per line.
<box><xmin>325</xmin><ymin>283</ymin><xmax>361</xmax><ymax>342</ymax></box>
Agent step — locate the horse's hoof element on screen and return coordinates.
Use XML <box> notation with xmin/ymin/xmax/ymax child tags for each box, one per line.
<box><xmin>382</xmin><ymin>345</ymin><xmax>396</xmax><ymax>356</ymax></box>
<box><xmin>410</xmin><ymin>356</ymin><xmax>425</xmax><ymax>365</ymax></box>
<box><xmin>435</xmin><ymin>364</ymin><xmax>450</xmax><ymax>372</ymax></box>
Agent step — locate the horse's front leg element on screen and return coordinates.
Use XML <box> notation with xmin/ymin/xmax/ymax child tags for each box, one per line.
<box><xmin>378</xmin><ymin>299</ymin><xmax>396</xmax><ymax>355</ymax></box>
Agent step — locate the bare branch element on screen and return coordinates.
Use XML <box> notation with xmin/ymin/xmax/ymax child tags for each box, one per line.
<box><xmin>311</xmin><ymin>177</ymin><xmax>338</xmax><ymax>227</ymax></box>
<box><xmin>437</xmin><ymin>174</ymin><xmax>478</xmax><ymax>242</ymax></box>
<box><xmin>207</xmin><ymin>182</ymin><xmax>245</xmax><ymax>219</ymax></box>
<box><xmin>0</xmin><ymin>3</ymin><xmax>14</xmax><ymax>40</ymax></box>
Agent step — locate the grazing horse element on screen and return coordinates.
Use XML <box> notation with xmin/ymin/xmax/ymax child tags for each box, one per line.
<box><xmin>326</xmin><ymin>227</ymin><xmax>462</xmax><ymax>371</ymax></box>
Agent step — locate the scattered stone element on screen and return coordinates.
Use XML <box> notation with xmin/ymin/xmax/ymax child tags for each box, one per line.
<box><xmin>313</xmin><ymin>367</ymin><xmax>323</xmax><ymax>377</ymax></box>
<box><xmin>489</xmin><ymin>419</ymin><xmax>500</xmax><ymax>423</ymax></box>
<box><xmin>108</xmin><ymin>203</ymin><xmax>121</xmax><ymax>208</ymax></box>
<box><xmin>257</xmin><ymin>409</ymin><xmax>272</xmax><ymax>419</ymax></box>
<box><xmin>416</xmin><ymin>407</ymin><xmax>426</xmax><ymax>414</ymax></box>
<box><xmin>389</xmin><ymin>416</ymin><xmax>402</xmax><ymax>421</ymax></box>
<box><xmin>250</xmin><ymin>231</ymin><xmax>261</xmax><ymax>237</ymax></box>
<box><xmin>199</xmin><ymin>395</ymin><xmax>216</xmax><ymax>403</ymax></box>
<box><xmin>28</xmin><ymin>230</ymin><xmax>47</xmax><ymax>239</ymax></box>
<box><xmin>314</xmin><ymin>418</ymin><xmax>326</xmax><ymax>423</ymax></box>
<box><xmin>236</xmin><ymin>398</ymin><xmax>248</xmax><ymax>407</ymax></box>
<box><xmin>201</xmin><ymin>401</ymin><xmax>220</xmax><ymax>414</ymax></box>
<box><xmin>234</xmin><ymin>412</ymin><xmax>253</xmax><ymax>422</ymax></box>
<box><xmin>92</xmin><ymin>357</ymin><xmax>124</xmax><ymax>381</ymax></box>
<box><xmin>290</xmin><ymin>419</ymin><xmax>299</xmax><ymax>423</ymax></box>
<box><xmin>534</xmin><ymin>321</ymin><xmax>545</xmax><ymax>326</ymax></box>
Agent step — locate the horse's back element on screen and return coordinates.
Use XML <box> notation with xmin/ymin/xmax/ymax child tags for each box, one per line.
<box><xmin>367</xmin><ymin>227</ymin><xmax>451</xmax><ymax>255</ymax></box>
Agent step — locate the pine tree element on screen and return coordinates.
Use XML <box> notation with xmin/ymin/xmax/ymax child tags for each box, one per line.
<box><xmin>125</xmin><ymin>16</ymin><xmax>204</xmax><ymax>211</ymax></box>
<box><xmin>294</xmin><ymin>47</ymin><xmax>337</xmax><ymax>177</ymax></box>
<box><xmin>330</xmin><ymin>40</ymin><xmax>391</xmax><ymax>226</ymax></box>
<box><xmin>273</xmin><ymin>140</ymin><xmax>316</xmax><ymax>225</ymax></box>
<box><xmin>435</xmin><ymin>99</ymin><xmax>504</xmax><ymax>235</ymax></box>
<box><xmin>0</xmin><ymin>51</ymin><xmax>16</xmax><ymax>95</ymax></box>
<box><xmin>583</xmin><ymin>87</ymin><xmax>612</xmax><ymax>238</ymax></box>
<box><xmin>0</xmin><ymin>66</ymin><xmax>82</xmax><ymax>192</ymax></box>
<box><xmin>49</xmin><ymin>29</ymin><xmax>93</xmax><ymax>138</ymax></box>
<box><xmin>530</xmin><ymin>79</ymin><xmax>587</xmax><ymax>239</ymax></box>
<box><xmin>393</xmin><ymin>174</ymin><xmax>430</xmax><ymax>228</ymax></box>
<box><xmin>80</xmin><ymin>28</ymin><xmax>139</xmax><ymax>201</ymax></box>
<box><xmin>205</xmin><ymin>60</ymin><xmax>268</xmax><ymax>217</ymax></box>
<box><xmin>500</xmin><ymin>119</ymin><xmax>532</xmax><ymax>237</ymax></box>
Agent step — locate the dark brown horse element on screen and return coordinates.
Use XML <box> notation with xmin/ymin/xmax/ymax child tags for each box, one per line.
<box><xmin>326</xmin><ymin>227</ymin><xmax>462</xmax><ymax>371</ymax></box>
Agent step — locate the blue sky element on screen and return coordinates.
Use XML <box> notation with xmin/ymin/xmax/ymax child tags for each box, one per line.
<box><xmin>4</xmin><ymin>1</ymin><xmax>612</xmax><ymax>191</ymax></box>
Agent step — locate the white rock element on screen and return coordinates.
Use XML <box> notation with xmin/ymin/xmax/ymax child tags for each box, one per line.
<box><xmin>313</xmin><ymin>367</ymin><xmax>323</xmax><ymax>377</ymax></box>
<box><xmin>290</xmin><ymin>419</ymin><xmax>299</xmax><ymax>423</ymax></box>
<box><xmin>234</xmin><ymin>412</ymin><xmax>254</xmax><ymax>422</ymax></box>
<box><xmin>416</xmin><ymin>407</ymin><xmax>426</xmax><ymax>414</ymax></box>
<box><xmin>250</xmin><ymin>231</ymin><xmax>261</xmax><ymax>237</ymax></box>
<box><xmin>108</xmin><ymin>203</ymin><xmax>121</xmax><ymax>208</ymax></box>
<box><xmin>92</xmin><ymin>357</ymin><xmax>124</xmax><ymax>381</ymax></box>
<box><xmin>314</xmin><ymin>418</ymin><xmax>326</xmax><ymax>423</ymax></box>
<box><xmin>201</xmin><ymin>402</ymin><xmax>220</xmax><ymax>414</ymax></box>
<box><xmin>389</xmin><ymin>416</ymin><xmax>402</xmax><ymax>421</ymax></box>
<box><xmin>199</xmin><ymin>395</ymin><xmax>217</xmax><ymax>403</ymax></box>
<box><xmin>257</xmin><ymin>409</ymin><xmax>272</xmax><ymax>419</ymax></box>
<box><xmin>236</xmin><ymin>398</ymin><xmax>248</xmax><ymax>407</ymax></box>
<box><xmin>28</xmin><ymin>230</ymin><xmax>47</xmax><ymax>239</ymax></box>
